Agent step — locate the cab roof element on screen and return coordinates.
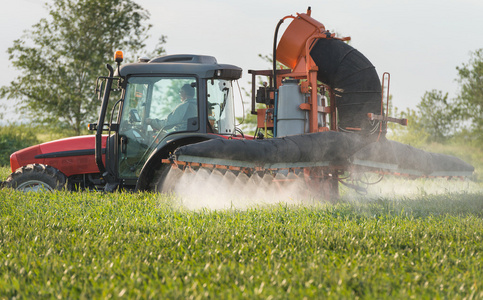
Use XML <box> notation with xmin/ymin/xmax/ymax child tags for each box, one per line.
<box><xmin>116</xmin><ymin>54</ymin><xmax>243</xmax><ymax>80</ymax></box>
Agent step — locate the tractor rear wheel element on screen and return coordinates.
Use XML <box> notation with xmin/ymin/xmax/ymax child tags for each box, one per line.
<box><xmin>150</xmin><ymin>164</ymin><xmax>182</xmax><ymax>193</ymax></box>
<box><xmin>5</xmin><ymin>164</ymin><xmax>67</xmax><ymax>192</ymax></box>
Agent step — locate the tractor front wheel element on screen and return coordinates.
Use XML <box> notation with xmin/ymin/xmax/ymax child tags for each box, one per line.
<box><xmin>4</xmin><ymin>164</ymin><xmax>67</xmax><ymax>192</ymax></box>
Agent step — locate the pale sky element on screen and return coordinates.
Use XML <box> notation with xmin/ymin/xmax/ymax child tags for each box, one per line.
<box><xmin>1</xmin><ymin>0</ymin><xmax>482</xmax><ymax>123</ymax></box>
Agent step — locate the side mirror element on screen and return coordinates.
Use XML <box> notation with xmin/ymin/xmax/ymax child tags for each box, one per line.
<box><xmin>95</xmin><ymin>80</ymin><xmax>106</xmax><ymax>101</ymax></box>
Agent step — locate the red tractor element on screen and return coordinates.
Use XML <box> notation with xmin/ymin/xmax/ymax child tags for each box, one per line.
<box><xmin>3</xmin><ymin>53</ymin><xmax>245</xmax><ymax>192</ymax></box>
<box><xmin>2</xmin><ymin>8</ymin><xmax>474</xmax><ymax>196</ymax></box>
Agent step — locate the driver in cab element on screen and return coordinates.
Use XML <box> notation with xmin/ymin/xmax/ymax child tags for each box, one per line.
<box><xmin>146</xmin><ymin>83</ymin><xmax>197</xmax><ymax>131</ymax></box>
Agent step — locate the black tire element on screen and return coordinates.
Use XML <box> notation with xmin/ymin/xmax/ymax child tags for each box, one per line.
<box><xmin>150</xmin><ymin>164</ymin><xmax>185</xmax><ymax>193</ymax></box>
<box><xmin>4</xmin><ymin>164</ymin><xmax>67</xmax><ymax>192</ymax></box>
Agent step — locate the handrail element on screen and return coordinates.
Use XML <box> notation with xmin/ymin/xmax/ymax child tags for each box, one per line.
<box><xmin>95</xmin><ymin>64</ymin><xmax>114</xmax><ymax>179</ymax></box>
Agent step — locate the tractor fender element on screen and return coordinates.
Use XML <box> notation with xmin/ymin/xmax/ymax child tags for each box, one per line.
<box><xmin>135</xmin><ymin>133</ymin><xmax>225</xmax><ymax>191</ymax></box>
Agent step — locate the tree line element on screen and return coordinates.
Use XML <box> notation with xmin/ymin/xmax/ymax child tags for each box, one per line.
<box><xmin>393</xmin><ymin>49</ymin><xmax>483</xmax><ymax>145</ymax></box>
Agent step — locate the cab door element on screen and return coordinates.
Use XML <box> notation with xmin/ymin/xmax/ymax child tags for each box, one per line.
<box><xmin>117</xmin><ymin>76</ymin><xmax>199</xmax><ymax>179</ymax></box>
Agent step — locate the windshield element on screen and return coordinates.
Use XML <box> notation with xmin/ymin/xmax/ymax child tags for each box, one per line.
<box><xmin>118</xmin><ymin>76</ymin><xmax>198</xmax><ymax>178</ymax></box>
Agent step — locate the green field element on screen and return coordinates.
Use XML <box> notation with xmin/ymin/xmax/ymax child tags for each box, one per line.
<box><xmin>1</xmin><ymin>182</ymin><xmax>482</xmax><ymax>299</ymax></box>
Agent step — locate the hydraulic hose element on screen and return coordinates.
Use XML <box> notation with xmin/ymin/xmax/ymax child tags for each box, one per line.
<box><xmin>272</xmin><ymin>15</ymin><xmax>294</xmax><ymax>137</ymax></box>
<box><xmin>272</xmin><ymin>18</ymin><xmax>285</xmax><ymax>138</ymax></box>
<box><xmin>272</xmin><ymin>18</ymin><xmax>285</xmax><ymax>89</ymax></box>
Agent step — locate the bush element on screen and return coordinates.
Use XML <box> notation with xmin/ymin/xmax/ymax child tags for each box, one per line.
<box><xmin>0</xmin><ymin>125</ymin><xmax>39</xmax><ymax>167</ymax></box>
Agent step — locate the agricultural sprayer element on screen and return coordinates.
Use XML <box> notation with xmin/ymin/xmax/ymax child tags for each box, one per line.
<box><xmin>2</xmin><ymin>8</ymin><xmax>474</xmax><ymax>198</ymax></box>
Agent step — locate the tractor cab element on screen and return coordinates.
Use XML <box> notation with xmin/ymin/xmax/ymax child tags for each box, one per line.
<box><xmin>93</xmin><ymin>53</ymin><xmax>243</xmax><ymax>190</ymax></box>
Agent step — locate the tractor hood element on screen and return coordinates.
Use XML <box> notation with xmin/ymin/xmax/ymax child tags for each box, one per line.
<box><xmin>10</xmin><ymin>135</ymin><xmax>107</xmax><ymax>177</ymax></box>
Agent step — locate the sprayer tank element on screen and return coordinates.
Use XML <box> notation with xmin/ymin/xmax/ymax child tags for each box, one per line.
<box><xmin>276</xmin><ymin>79</ymin><xmax>306</xmax><ymax>137</ymax></box>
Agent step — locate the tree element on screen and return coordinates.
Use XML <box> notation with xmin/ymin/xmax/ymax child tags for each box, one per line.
<box><xmin>413</xmin><ymin>90</ymin><xmax>458</xmax><ymax>142</ymax></box>
<box><xmin>0</xmin><ymin>0</ymin><xmax>166</xmax><ymax>135</ymax></box>
<box><xmin>456</xmin><ymin>48</ymin><xmax>483</xmax><ymax>142</ymax></box>
<box><xmin>391</xmin><ymin>50</ymin><xmax>483</xmax><ymax>145</ymax></box>
<box><xmin>387</xmin><ymin>105</ymin><xmax>429</xmax><ymax>147</ymax></box>
<box><xmin>390</xmin><ymin>90</ymin><xmax>460</xmax><ymax>144</ymax></box>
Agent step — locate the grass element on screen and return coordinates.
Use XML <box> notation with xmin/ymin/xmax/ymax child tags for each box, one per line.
<box><xmin>0</xmin><ymin>166</ymin><xmax>10</xmax><ymax>182</ymax></box>
<box><xmin>1</xmin><ymin>188</ymin><xmax>482</xmax><ymax>299</ymax></box>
